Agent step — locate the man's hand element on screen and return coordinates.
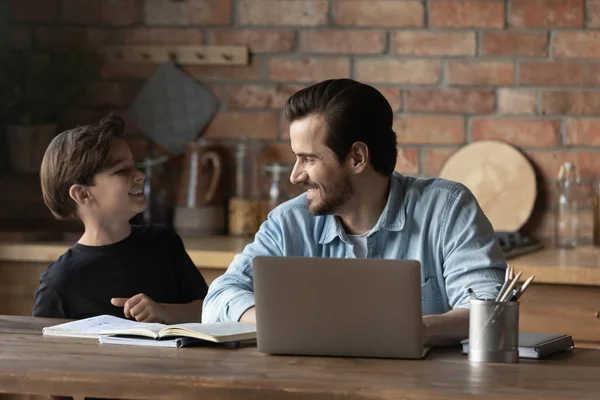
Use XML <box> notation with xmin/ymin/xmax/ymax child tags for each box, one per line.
<box><xmin>422</xmin><ymin>308</ymin><xmax>470</xmax><ymax>347</ymax></box>
<box><xmin>111</xmin><ymin>293</ymin><xmax>167</xmax><ymax>323</ymax></box>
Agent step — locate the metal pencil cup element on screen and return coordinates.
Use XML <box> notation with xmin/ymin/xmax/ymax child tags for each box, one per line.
<box><xmin>469</xmin><ymin>299</ymin><xmax>519</xmax><ymax>363</ymax></box>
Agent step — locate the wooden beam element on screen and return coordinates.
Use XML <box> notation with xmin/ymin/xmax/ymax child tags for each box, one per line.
<box><xmin>98</xmin><ymin>45</ymin><xmax>249</xmax><ymax>66</ymax></box>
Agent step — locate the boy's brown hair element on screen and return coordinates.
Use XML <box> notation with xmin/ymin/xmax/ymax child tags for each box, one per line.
<box><xmin>40</xmin><ymin>114</ymin><xmax>126</xmax><ymax>219</ymax></box>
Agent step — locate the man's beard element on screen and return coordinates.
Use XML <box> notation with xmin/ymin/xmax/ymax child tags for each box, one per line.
<box><xmin>305</xmin><ymin>174</ymin><xmax>354</xmax><ymax>216</ymax></box>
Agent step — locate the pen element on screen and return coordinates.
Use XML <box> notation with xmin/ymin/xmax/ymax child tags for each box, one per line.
<box><xmin>495</xmin><ymin>280</ymin><xmax>511</xmax><ymax>301</ymax></box>
<box><xmin>499</xmin><ymin>271</ymin><xmax>523</xmax><ymax>302</ymax></box>
<box><xmin>467</xmin><ymin>288</ymin><xmax>479</xmax><ymax>300</ymax></box>
<box><xmin>513</xmin><ymin>274</ymin><xmax>535</xmax><ymax>301</ymax></box>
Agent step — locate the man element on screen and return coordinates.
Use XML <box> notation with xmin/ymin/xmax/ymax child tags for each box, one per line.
<box><xmin>202</xmin><ymin>79</ymin><xmax>505</xmax><ymax>346</ymax></box>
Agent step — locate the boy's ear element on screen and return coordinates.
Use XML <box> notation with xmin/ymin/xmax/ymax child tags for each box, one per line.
<box><xmin>69</xmin><ymin>184</ymin><xmax>92</xmax><ymax>206</ymax></box>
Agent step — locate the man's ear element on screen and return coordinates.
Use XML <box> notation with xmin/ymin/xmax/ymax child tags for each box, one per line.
<box><xmin>69</xmin><ymin>184</ymin><xmax>92</xmax><ymax>206</ymax></box>
<box><xmin>348</xmin><ymin>142</ymin><xmax>369</xmax><ymax>174</ymax></box>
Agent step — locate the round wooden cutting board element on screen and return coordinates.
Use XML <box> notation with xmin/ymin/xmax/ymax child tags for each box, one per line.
<box><xmin>438</xmin><ymin>140</ymin><xmax>537</xmax><ymax>232</ymax></box>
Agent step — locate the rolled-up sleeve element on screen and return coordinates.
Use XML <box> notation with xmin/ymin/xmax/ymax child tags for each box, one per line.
<box><xmin>202</xmin><ymin>216</ymin><xmax>284</xmax><ymax>323</ymax></box>
<box><xmin>441</xmin><ymin>186</ymin><xmax>506</xmax><ymax>309</ymax></box>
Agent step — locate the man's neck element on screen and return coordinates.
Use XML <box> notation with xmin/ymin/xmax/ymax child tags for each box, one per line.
<box><xmin>337</xmin><ymin>175</ymin><xmax>390</xmax><ymax>235</ymax></box>
<box><xmin>78</xmin><ymin>218</ymin><xmax>132</xmax><ymax>246</ymax></box>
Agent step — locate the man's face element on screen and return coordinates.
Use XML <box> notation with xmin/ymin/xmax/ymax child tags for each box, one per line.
<box><xmin>85</xmin><ymin>138</ymin><xmax>147</xmax><ymax>221</ymax></box>
<box><xmin>289</xmin><ymin>115</ymin><xmax>354</xmax><ymax>216</ymax></box>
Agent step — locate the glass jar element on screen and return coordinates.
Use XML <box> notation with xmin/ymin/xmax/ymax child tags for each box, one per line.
<box><xmin>261</xmin><ymin>162</ymin><xmax>295</xmax><ymax>221</ymax></box>
<box><xmin>555</xmin><ymin>162</ymin><xmax>580</xmax><ymax>248</ymax></box>
<box><xmin>228</xmin><ymin>139</ymin><xmax>265</xmax><ymax>236</ymax></box>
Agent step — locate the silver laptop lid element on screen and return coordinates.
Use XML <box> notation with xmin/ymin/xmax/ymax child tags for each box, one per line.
<box><xmin>253</xmin><ymin>256</ymin><xmax>424</xmax><ymax>359</ymax></box>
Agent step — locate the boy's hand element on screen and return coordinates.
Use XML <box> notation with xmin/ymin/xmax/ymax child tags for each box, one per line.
<box><xmin>111</xmin><ymin>293</ymin><xmax>167</xmax><ymax>323</ymax></box>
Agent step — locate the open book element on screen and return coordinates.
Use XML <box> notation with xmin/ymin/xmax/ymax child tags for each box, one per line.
<box><xmin>42</xmin><ymin>315</ymin><xmax>256</xmax><ymax>344</ymax></box>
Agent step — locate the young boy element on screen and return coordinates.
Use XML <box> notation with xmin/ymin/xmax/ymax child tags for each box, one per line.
<box><xmin>33</xmin><ymin>114</ymin><xmax>208</xmax><ymax>324</ymax></box>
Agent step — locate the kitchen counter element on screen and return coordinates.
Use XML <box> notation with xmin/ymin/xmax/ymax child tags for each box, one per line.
<box><xmin>0</xmin><ymin>236</ymin><xmax>599</xmax><ymax>285</ymax></box>
<box><xmin>0</xmin><ymin>235</ymin><xmax>249</xmax><ymax>269</ymax></box>
<box><xmin>1</xmin><ymin>237</ymin><xmax>599</xmax><ymax>345</ymax></box>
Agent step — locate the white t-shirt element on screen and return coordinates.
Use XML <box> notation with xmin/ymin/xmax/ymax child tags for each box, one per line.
<box><xmin>347</xmin><ymin>231</ymin><xmax>369</xmax><ymax>258</ymax></box>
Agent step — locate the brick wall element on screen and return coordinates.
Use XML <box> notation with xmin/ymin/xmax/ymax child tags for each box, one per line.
<box><xmin>7</xmin><ymin>0</ymin><xmax>600</xmax><ymax>243</ymax></box>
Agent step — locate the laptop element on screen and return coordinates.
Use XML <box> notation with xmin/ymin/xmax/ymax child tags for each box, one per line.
<box><xmin>253</xmin><ymin>256</ymin><xmax>430</xmax><ymax>359</ymax></box>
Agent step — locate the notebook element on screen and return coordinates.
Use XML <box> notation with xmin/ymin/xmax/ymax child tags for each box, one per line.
<box><xmin>461</xmin><ymin>332</ymin><xmax>574</xmax><ymax>359</ymax></box>
<box><xmin>42</xmin><ymin>315</ymin><xmax>257</xmax><ymax>344</ymax></box>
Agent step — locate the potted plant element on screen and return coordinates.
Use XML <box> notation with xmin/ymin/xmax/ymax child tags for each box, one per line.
<box><xmin>0</xmin><ymin>47</ymin><xmax>99</xmax><ymax>173</ymax></box>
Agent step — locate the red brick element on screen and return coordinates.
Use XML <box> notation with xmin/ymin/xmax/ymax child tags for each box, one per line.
<box><xmin>522</xmin><ymin>209</ymin><xmax>595</xmax><ymax>243</ymax></box>
<box><xmin>356</xmin><ymin>60</ymin><xmax>441</xmax><ymax>84</ymax></box>
<box><xmin>588</xmin><ymin>0</ymin><xmax>600</xmax><ymax>27</ymax></box>
<box><xmin>78</xmin><ymin>82</ymin><xmax>142</xmax><ymax>107</ymax></box>
<box><xmin>394</xmin><ymin>31</ymin><xmax>475</xmax><ymax>56</ymax></box>
<box><xmin>9</xmin><ymin>26</ymin><xmax>31</xmax><ymax>50</ymax></box>
<box><xmin>213</xmin><ymin>29</ymin><xmax>295</xmax><ymax>53</ymax></box>
<box><xmin>59</xmin><ymin>108</ymin><xmax>110</xmax><ymax>131</ymax></box>
<box><xmin>393</xmin><ymin>116</ymin><xmax>465</xmax><ymax>144</ymax></box>
<box><xmin>280</xmin><ymin>117</ymin><xmax>291</xmax><ymax>139</ymax></box>
<box><xmin>122</xmin><ymin>28</ymin><xmax>204</xmax><ymax>45</ymax></box>
<box><xmin>262</xmin><ymin>141</ymin><xmax>297</xmax><ymax>166</ymax></box>
<box><xmin>268</xmin><ymin>57</ymin><xmax>350</xmax><ymax>82</ymax></box>
<box><xmin>36</xmin><ymin>27</ymin><xmax>114</xmax><ymax>49</ymax></box>
<box><xmin>497</xmin><ymin>89</ymin><xmax>537</xmax><ymax>115</ymax></box>
<box><xmin>395</xmin><ymin>147</ymin><xmax>420</xmax><ymax>175</ymax></box>
<box><xmin>447</xmin><ymin>61</ymin><xmax>514</xmax><ymax>85</ymax></box>
<box><xmin>238</xmin><ymin>0</ymin><xmax>328</xmax><ymax>26</ymax></box>
<box><xmin>540</xmin><ymin>91</ymin><xmax>600</xmax><ymax>115</ymax></box>
<box><xmin>203</xmin><ymin>112</ymin><xmax>279</xmax><ymax>140</ymax></box>
<box><xmin>10</xmin><ymin>0</ymin><xmax>58</xmax><ymax>21</ymax></box>
<box><xmin>334</xmin><ymin>0</ymin><xmax>424</xmax><ymax>27</ymax></box>
<box><xmin>481</xmin><ymin>32</ymin><xmax>548</xmax><ymax>56</ymax></box>
<box><xmin>300</xmin><ymin>30</ymin><xmax>386</xmax><ymax>54</ymax></box>
<box><xmin>376</xmin><ymin>88</ymin><xmax>402</xmax><ymax>111</ymax></box>
<box><xmin>61</xmin><ymin>0</ymin><xmax>142</xmax><ymax>26</ymax></box>
<box><xmin>406</xmin><ymin>89</ymin><xmax>495</xmax><ymax>114</ymax></box>
<box><xmin>101</xmin><ymin>62</ymin><xmax>164</xmax><ymax>80</ymax></box>
<box><xmin>145</xmin><ymin>0</ymin><xmax>189</xmax><ymax>25</ymax></box>
<box><xmin>520</xmin><ymin>62</ymin><xmax>600</xmax><ymax>86</ymax></box>
<box><xmin>520</xmin><ymin>209</ymin><xmax>553</xmax><ymax>239</ymax></box>
<box><xmin>85</xmin><ymin>29</ymin><xmax>117</xmax><ymax>46</ymax></box>
<box><xmin>538</xmin><ymin>180</ymin><xmax>595</xmax><ymax>210</ymax></box>
<box><xmin>423</xmin><ymin>148</ymin><xmax>458</xmax><ymax>176</ymax></box>
<box><xmin>471</xmin><ymin>118</ymin><xmax>560</xmax><ymax>147</ymax></box>
<box><xmin>565</xmin><ymin>119</ymin><xmax>600</xmax><ymax>146</ymax></box>
<box><xmin>227</xmin><ymin>85</ymin><xmax>304</xmax><ymax>109</ymax></box>
<box><xmin>523</xmin><ymin>210</ymin><xmax>596</xmax><ymax>243</ymax></box>
<box><xmin>524</xmin><ymin>150</ymin><xmax>600</xmax><ymax>179</ymax></box>
<box><xmin>126</xmin><ymin>138</ymin><xmax>151</xmax><ymax>161</ymax></box>
<box><xmin>189</xmin><ymin>0</ymin><xmax>231</xmax><ymax>25</ymax></box>
<box><xmin>184</xmin><ymin>59</ymin><xmax>262</xmax><ymax>81</ymax></box>
<box><xmin>509</xmin><ymin>0</ymin><xmax>584</xmax><ymax>28</ymax></box>
<box><xmin>554</xmin><ymin>32</ymin><xmax>600</xmax><ymax>59</ymax></box>
<box><xmin>35</xmin><ymin>26</ymin><xmax>84</xmax><ymax>50</ymax></box>
<box><xmin>429</xmin><ymin>0</ymin><xmax>504</xmax><ymax>28</ymax></box>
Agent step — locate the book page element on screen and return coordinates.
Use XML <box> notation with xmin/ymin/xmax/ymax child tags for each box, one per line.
<box><xmin>43</xmin><ymin>315</ymin><xmax>163</xmax><ymax>338</ymax></box>
<box><xmin>160</xmin><ymin>321</ymin><xmax>256</xmax><ymax>341</ymax></box>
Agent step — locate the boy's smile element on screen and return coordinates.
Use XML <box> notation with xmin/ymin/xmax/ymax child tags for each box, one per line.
<box><xmin>86</xmin><ymin>138</ymin><xmax>147</xmax><ymax>220</ymax></box>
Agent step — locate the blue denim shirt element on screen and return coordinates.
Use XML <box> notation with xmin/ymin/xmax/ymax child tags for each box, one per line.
<box><xmin>202</xmin><ymin>172</ymin><xmax>506</xmax><ymax>323</ymax></box>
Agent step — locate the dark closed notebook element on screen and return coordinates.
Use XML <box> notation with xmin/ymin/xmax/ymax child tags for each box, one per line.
<box><xmin>461</xmin><ymin>332</ymin><xmax>574</xmax><ymax>359</ymax></box>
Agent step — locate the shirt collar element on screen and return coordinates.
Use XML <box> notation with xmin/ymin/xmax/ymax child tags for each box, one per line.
<box><xmin>318</xmin><ymin>172</ymin><xmax>407</xmax><ymax>244</ymax></box>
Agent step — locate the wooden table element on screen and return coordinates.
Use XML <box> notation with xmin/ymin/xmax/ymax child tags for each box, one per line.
<box><xmin>1</xmin><ymin>316</ymin><xmax>600</xmax><ymax>400</ymax></box>
<box><xmin>0</xmin><ymin>238</ymin><xmax>599</xmax><ymax>346</ymax></box>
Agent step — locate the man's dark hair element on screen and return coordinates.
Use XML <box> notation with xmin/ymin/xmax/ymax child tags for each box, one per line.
<box><xmin>40</xmin><ymin>114</ymin><xmax>126</xmax><ymax>219</ymax></box>
<box><xmin>283</xmin><ymin>79</ymin><xmax>397</xmax><ymax>176</ymax></box>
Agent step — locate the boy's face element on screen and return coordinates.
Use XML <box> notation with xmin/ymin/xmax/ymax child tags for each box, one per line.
<box><xmin>86</xmin><ymin>138</ymin><xmax>146</xmax><ymax>221</ymax></box>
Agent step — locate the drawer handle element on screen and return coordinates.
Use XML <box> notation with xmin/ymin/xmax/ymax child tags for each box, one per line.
<box><xmin>596</xmin><ymin>311</ymin><xmax>600</xmax><ymax>319</ymax></box>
